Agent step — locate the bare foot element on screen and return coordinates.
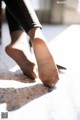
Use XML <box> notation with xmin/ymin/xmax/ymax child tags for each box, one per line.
<box><xmin>5</xmin><ymin>31</ymin><xmax>37</xmax><ymax>80</ymax></box>
<box><xmin>32</xmin><ymin>38</ymin><xmax>59</xmax><ymax>87</ymax></box>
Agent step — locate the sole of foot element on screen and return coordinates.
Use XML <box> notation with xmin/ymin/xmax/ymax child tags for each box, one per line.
<box><xmin>32</xmin><ymin>38</ymin><xmax>59</xmax><ymax>88</ymax></box>
<box><xmin>5</xmin><ymin>45</ymin><xmax>37</xmax><ymax>80</ymax></box>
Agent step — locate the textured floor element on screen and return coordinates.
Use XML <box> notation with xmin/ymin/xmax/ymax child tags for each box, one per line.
<box><xmin>0</xmin><ymin>23</ymin><xmax>80</xmax><ymax>120</ymax></box>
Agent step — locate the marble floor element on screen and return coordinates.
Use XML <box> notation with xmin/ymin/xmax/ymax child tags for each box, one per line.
<box><xmin>0</xmin><ymin>23</ymin><xmax>80</xmax><ymax>120</ymax></box>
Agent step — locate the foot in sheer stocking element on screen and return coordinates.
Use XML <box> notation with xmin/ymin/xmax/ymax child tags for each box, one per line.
<box><xmin>5</xmin><ymin>31</ymin><xmax>37</xmax><ymax>80</ymax></box>
<box><xmin>32</xmin><ymin>38</ymin><xmax>59</xmax><ymax>87</ymax></box>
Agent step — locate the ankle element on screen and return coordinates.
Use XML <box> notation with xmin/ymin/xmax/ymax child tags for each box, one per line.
<box><xmin>28</xmin><ymin>28</ymin><xmax>46</xmax><ymax>41</ymax></box>
<box><xmin>11</xmin><ymin>30</ymin><xmax>26</xmax><ymax>44</ymax></box>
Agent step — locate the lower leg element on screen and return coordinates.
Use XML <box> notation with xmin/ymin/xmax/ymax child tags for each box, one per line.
<box><xmin>5</xmin><ymin>7</ymin><xmax>37</xmax><ymax>80</ymax></box>
<box><xmin>28</xmin><ymin>28</ymin><xmax>59</xmax><ymax>87</ymax></box>
<box><xmin>5</xmin><ymin>30</ymin><xmax>37</xmax><ymax>80</ymax></box>
<box><xmin>4</xmin><ymin>0</ymin><xmax>59</xmax><ymax>86</ymax></box>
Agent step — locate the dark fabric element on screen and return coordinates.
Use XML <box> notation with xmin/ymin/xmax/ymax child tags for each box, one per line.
<box><xmin>6</xmin><ymin>8</ymin><xmax>23</xmax><ymax>33</ymax></box>
<box><xmin>3</xmin><ymin>0</ymin><xmax>42</xmax><ymax>33</ymax></box>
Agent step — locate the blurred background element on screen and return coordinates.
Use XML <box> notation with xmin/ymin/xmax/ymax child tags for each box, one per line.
<box><xmin>31</xmin><ymin>0</ymin><xmax>80</xmax><ymax>24</ymax></box>
<box><xmin>1</xmin><ymin>0</ymin><xmax>80</xmax><ymax>24</ymax></box>
<box><xmin>0</xmin><ymin>0</ymin><xmax>80</xmax><ymax>43</ymax></box>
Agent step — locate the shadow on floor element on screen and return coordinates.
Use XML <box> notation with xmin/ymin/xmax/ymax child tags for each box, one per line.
<box><xmin>0</xmin><ymin>83</ymin><xmax>55</xmax><ymax>112</ymax></box>
<box><xmin>0</xmin><ymin>68</ymin><xmax>36</xmax><ymax>83</ymax></box>
<box><xmin>0</xmin><ymin>69</ymin><xmax>56</xmax><ymax>112</ymax></box>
